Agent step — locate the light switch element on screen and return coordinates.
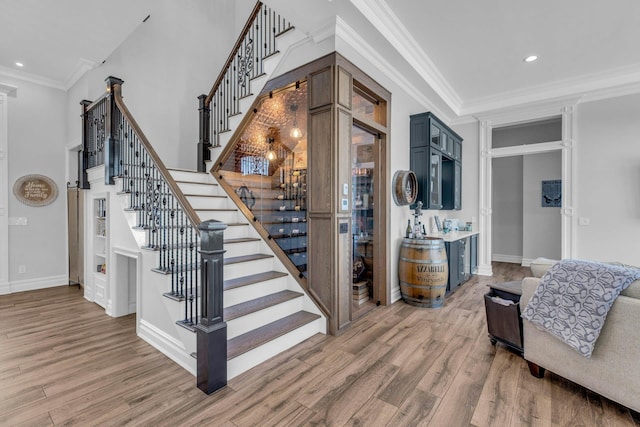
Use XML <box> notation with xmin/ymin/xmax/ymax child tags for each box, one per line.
<box><xmin>9</xmin><ymin>217</ymin><xmax>28</xmax><ymax>226</ymax></box>
<box><xmin>343</xmin><ymin>183</ymin><xmax>349</xmax><ymax>196</ymax></box>
<box><xmin>578</xmin><ymin>217</ymin><xmax>590</xmax><ymax>226</ymax></box>
<box><xmin>341</xmin><ymin>198</ymin><xmax>348</xmax><ymax>210</ymax></box>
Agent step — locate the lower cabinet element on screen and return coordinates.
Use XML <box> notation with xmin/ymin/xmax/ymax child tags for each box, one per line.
<box><xmin>445</xmin><ymin>233</ymin><xmax>478</xmax><ymax>293</ymax></box>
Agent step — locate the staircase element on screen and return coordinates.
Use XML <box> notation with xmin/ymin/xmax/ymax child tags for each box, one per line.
<box><xmin>167</xmin><ymin>168</ymin><xmax>323</xmax><ymax>378</ymax></box>
<box><xmin>80</xmin><ymin>1</ymin><xmax>324</xmax><ymax>383</ymax></box>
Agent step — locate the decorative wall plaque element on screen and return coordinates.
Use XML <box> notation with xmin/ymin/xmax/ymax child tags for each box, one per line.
<box><xmin>13</xmin><ymin>174</ymin><xmax>59</xmax><ymax>207</ymax></box>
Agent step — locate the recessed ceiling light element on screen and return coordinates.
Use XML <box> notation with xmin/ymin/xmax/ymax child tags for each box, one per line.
<box><xmin>15</xmin><ymin>62</ymin><xmax>24</xmax><ymax>67</ymax></box>
<box><xmin>523</xmin><ymin>55</ymin><xmax>538</xmax><ymax>63</ymax></box>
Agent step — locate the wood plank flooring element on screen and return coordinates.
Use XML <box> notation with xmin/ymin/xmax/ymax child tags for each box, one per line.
<box><xmin>1</xmin><ymin>262</ymin><xmax>638</xmax><ymax>426</ymax></box>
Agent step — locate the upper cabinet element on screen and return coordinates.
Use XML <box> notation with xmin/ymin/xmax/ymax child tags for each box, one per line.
<box><xmin>410</xmin><ymin>112</ymin><xmax>463</xmax><ymax>210</ymax></box>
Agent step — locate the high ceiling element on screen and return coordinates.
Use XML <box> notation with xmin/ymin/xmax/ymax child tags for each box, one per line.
<box><xmin>1</xmin><ymin>0</ymin><xmax>639</xmax><ymax>116</ymax></box>
<box><xmin>0</xmin><ymin>0</ymin><xmax>155</xmax><ymax>89</ymax></box>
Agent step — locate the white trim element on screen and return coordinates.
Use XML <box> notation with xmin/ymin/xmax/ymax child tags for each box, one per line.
<box><xmin>334</xmin><ymin>16</ymin><xmax>451</xmax><ymax>122</ymax></box>
<box><xmin>462</xmin><ymin>64</ymin><xmax>640</xmax><ymax>116</ymax></box>
<box><xmin>3</xmin><ymin>274</ymin><xmax>68</xmax><ymax>294</ymax></box>
<box><xmin>63</xmin><ymin>58</ymin><xmax>96</xmax><ymax>90</ymax></box>
<box><xmin>138</xmin><ymin>319</ymin><xmax>196</xmax><ymax>376</ymax></box>
<box><xmin>0</xmin><ymin>83</ymin><xmax>17</xmax><ymax>97</ymax></box>
<box><xmin>0</xmin><ymin>66</ymin><xmax>66</xmax><ymax>91</ymax></box>
<box><xmin>478</xmin><ymin>101</ymin><xmax>577</xmax><ymax>277</ymax></box>
<box><xmin>349</xmin><ymin>0</ymin><xmax>462</xmax><ymax>115</ymax></box>
<box><xmin>492</xmin><ymin>254</ymin><xmax>523</xmax><ymax>264</ymax></box>
<box><xmin>112</xmin><ymin>246</ymin><xmax>141</xmax><ymax>321</ymax></box>
<box><xmin>521</xmin><ymin>258</ymin><xmax>534</xmax><ymax>268</ymax></box>
<box><xmin>0</xmin><ymin>89</ymin><xmax>9</xmax><ymax>293</ymax></box>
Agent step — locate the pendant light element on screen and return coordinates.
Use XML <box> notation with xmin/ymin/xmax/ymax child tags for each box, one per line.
<box><xmin>266</xmin><ymin>137</ymin><xmax>277</xmax><ymax>161</ymax></box>
<box><xmin>290</xmin><ymin>104</ymin><xmax>302</xmax><ymax>140</ymax></box>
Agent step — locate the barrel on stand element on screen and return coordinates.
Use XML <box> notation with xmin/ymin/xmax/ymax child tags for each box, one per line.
<box><xmin>398</xmin><ymin>237</ymin><xmax>448</xmax><ymax>308</ymax></box>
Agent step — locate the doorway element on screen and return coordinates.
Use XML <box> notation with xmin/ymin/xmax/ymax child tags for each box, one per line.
<box><xmin>478</xmin><ymin>102</ymin><xmax>577</xmax><ymax>276</ymax></box>
<box><xmin>351</xmin><ymin>124</ymin><xmax>378</xmax><ymax>317</ymax></box>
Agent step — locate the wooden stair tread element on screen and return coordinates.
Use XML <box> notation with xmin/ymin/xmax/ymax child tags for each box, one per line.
<box><xmin>184</xmin><ymin>194</ymin><xmax>227</xmax><ymax>198</ymax></box>
<box><xmin>224</xmin><ymin>271</ymin><xmax>288</xmax><ymax>291</ymax></box>
<box><xmin>224</xmin><ymin>290</ymin><xmax>302</xmax><ymax>321</ymax></box>
<box><xmin>224</xmin><ymin>237</ymin><xmax>261</xmax><ymax>245</ymax></box>
<box><xmin>175</xmin><ymin>180</ymin><xmax>218</xmax><ymax>186</ymax></box>
<box><xmin>227</xmin><ymin>311</ymin><xmax>320</xmax><ymax>360</ymax></box>
<box><xmin>224</xmin><ymin>253</ymin><xmax>272</xmax><ymax>265</ymax></box>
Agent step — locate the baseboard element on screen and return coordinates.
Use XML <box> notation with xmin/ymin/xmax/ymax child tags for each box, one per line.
<box><xmin>492</xmin><ymin>254</ymin><xmax>523</xmax><ymax>264</ymax></box>
<box><xmin>477</xmin><ymin>264</ymin><xmax>494</xmax><ymax>276</ymax></box>
<box><xmin>138</xmin><ymin>319</ymin><xmax>196</xmax><ymax>376</ymax></box>
<box><xmin>4</xmin><ymin>274</ymin><xmax>68</xmax><ymax>294</ymax></box>
<box><xmin>390</xmin><ymin>284</ymin><xmax>402</xmax><ymax>304</ymax></box>
<box><xmin>521</xmin><ymin>258</ymin><xmax>534</xmax><ymax>267</ymax></box>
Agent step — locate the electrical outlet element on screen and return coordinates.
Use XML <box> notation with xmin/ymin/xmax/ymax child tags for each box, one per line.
<box><xmin>18</xmin><ymin>265</ymin><xmax>26</xmax><ymax>274</ymax></box>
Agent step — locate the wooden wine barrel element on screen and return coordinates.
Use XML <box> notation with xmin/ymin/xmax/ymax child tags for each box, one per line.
<box><xmin>398</xmin><ymin>237</ymin><xmax>448</xmax><ymax>308</ymax></box>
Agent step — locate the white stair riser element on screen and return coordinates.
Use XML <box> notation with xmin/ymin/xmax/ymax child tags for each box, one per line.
<box><xmin>224</xmin><ymin>224</ymin><xmax>250</xmax><ymax>240</ymax></box>
<box><xmin>196</xmin><ymin>210</ymin><xmax>239</xmax><ymax>223</ymax></box>
<box><xmin>186</xmin><ymin>195</ymin><xmax>232</xmax><ymax>210</ymax></box>
<box><xmin>168</xmin><ymin>170</ymin><xmax>212</xmax><ymax>183</ymax></box>
<box><xmin>224</xmin><ymin>240</ymin><xmax>262</xmax><ymax>258</ymax></box>
<box><xmin>176</xmin><ymin>182</ymin><xmax>219</xmax><ymax>196</ymax></box>
<box><xmin>224</xmin><ymin>258</ymin><xmax>274</xmax><ymax>280</ymax></box>
<box><xmin>224</xmin><ymin>277</ymin><xmax>287</xmax><ymax>307</ymax></box>
<box><xmin>226</xmin><ymin>296</ymin><xmax>304</xmax><ymax>340</ymax></box>
<box><xmin>227</xmin><ymin>317</ymin><xmax>323</xmax><ymax>380</ymax></box>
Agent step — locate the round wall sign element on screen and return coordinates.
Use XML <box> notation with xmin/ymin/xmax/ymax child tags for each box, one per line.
<box><xmin>13</xmin><ymin>174</ymin><xmax>59</xmax><ymax>207</ymax></box>
<box><xmin>392</xmin><ymin>170</ymin><xmax>418</xmax><ymax>206</ymax></box>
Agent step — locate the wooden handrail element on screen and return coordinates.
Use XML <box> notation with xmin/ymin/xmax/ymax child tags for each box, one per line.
<box><xmin>112</xmin><ymin>83</ymin><xmax>202</xmax><ymax>227</ymax></box>
<box><xmin>204</xmin><ymin>1</ymin><xmax>263</xmax><ymax>106</ymax></box>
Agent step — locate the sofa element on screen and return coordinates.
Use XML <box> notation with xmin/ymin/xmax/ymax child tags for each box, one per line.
<box><xmin>521</xmin><ymin>258</ymin><xmax>640</xmax><ymax>412</ymax></box>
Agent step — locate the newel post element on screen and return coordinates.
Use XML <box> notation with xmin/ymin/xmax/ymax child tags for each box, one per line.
<box><xmin>196</xmin><ymin>219</ymin><xmax>227</xmax><ymax>394</ymax></box>
<box><xmin>197</xmin><ymin>94</ymin><xmax>211</xmax><ymax>173</ymax></box>
<box><xmin>104</xmin><ymin>76</ymin><xmax>124</xmax><ymax>185</ymax></box>
<box><xmin>79</xmin><ymin>100</ymin><xmax>92</xmax><ymax>189</ymax></box>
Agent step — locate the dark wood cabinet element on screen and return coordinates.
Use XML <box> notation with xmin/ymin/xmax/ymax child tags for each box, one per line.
<box><xmin>445</xmin><ymin>233</ymin><xmax>478</xmax><ymax>293</ymax></box>
<box><xmin>410</xmin><ymin>112</ymin><xmax>463</xmax><ymax>210</ymax></box>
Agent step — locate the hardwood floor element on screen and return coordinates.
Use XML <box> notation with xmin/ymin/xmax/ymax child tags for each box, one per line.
<box><xmin>1</xmin><ymin>262</ymin><xmax>638</xmax><ymax>426</ymax></box>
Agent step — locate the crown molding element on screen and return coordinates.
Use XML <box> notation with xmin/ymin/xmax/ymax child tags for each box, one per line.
<box><xmin>0</xmin><ymin>57</ymin><xmax>96</xmax><ymax>92</ymax></box>
<box><xmin>334</xmin><ymin>16</ymin><xmax>451</xmax><ymax>122</ymax></box>
<box><xmin>63</xmin><ymin>58</ymin><xmax>97</xmax><ymax>90</ymax></box>
<box><xmin>461</xmin><ymin>64</ymin><xmax>640</xmax><ymax>116</ymax></box>
<box><xmin>0</xmin><ymin>65</ymin><xmax>65</xmax><ymax>91</ymax></box>
<box><xmin>0</xmin><ymin>83</ymin><xmax>17</xmax><ymax>97</ymax></box>
<box><xmin>350</xmin><ymin>0</ymin><xmax>463</xmax><ymax>115</ymax></box>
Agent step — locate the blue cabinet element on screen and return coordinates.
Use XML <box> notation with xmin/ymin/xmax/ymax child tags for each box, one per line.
<box><xmin>410</xmin><ymin>112</ymin><xmax>463</xmax><ymax>210</ymax></box>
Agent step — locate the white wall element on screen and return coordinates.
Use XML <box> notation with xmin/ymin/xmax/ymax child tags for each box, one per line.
<box><xmin>576</xmin><ymin>93</ymin><xmax>640</xmax><ymax>265</ymax></box>
<box><xmin>66</xmin><ymin>0</ymin><xmax>254</xmax><ymax>173</ymax></box>
<box><xmin>492</xmin><ymin>156</ymin><xmax>523</xmax><ymax>260</ymax></box>
<box><xmin>2</xmin><ymin>77</ymin><xmax>68</xmax><ymax>292</ymax></box>
<box><xmin>522</xmin><ymin>151</ymin><xmax>561</xmax><ymax>262</ymax></box>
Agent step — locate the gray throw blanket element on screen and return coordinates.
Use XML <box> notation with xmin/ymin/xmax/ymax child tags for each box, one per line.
<box><xmin>522</xmin><ymin>259</ymin><xmax>640</xmax><ymax>358</ymax></box>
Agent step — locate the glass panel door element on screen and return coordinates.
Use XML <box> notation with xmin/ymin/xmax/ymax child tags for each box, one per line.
<box><xmin>352</xmin><ymin>124</ymin><xmax>376</xmax><ymax>314</ymax></box>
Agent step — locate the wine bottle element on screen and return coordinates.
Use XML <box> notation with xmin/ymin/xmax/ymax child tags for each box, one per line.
<box><xmin>405</xmin><ymin>219</ymin><xmax>411</xmax><ymax>238</ymax></box>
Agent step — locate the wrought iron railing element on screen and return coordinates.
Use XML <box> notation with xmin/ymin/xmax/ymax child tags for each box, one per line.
<box><xmin>197</xmin><ymin>1</ymin><xmax>294</xmax><ymax>171</ymax></box>
<box><xmin>82</xmin><ymin>77</ymin><xmax>205</xmax><ymax>330</ymax></box>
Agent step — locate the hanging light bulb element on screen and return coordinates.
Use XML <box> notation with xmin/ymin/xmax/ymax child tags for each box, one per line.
<box><xmin>266</xmin><ymin>137</ymin><xmax>277</xmax><ymax>161</ymax></box>
<box><xmin>290</xmin><ymin>104</ymin><xmax>303</xmax><ymax>140</ymax></box>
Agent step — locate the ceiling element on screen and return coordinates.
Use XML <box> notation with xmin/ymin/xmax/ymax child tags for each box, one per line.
<box><xmin>1</xmin><ymin>0</ymin><xmax>639</xmax><ymax>116</ymax></box>
<box><xmin>0</xmin><ymin>0</ymin><xmax>155</xmax><ymax>89</ymax></box>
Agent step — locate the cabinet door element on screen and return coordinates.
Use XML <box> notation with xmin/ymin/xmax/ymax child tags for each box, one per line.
<box><xmin>453</xmin><ymin>139</ymin><xmax>462</xmax><ymax>161</ymax></box>
<box><xmin>428</xmin><ymin>148</ymin><xmax>442</xmax><ymax>209</ymax></box>
<box><xmin>429</xmin><ymin>119</ymin><xmax>443</xmax><ymax>149</ymax></box>
<box><xmin>470</xmin><ymin>234</ymin><xmax>478</xmax><ymax>274</ymax></box>
<box><xmin>445</xmin><ymin>240</ymin><xmax>461</xmax><ymax>290</ymax></box>
<box><xmin>454</xmin><ymin>161</ymin><xmax>462</xmax><ymax>210</ymax></box>
<box><xmin>410</xmin><ymin>114</ymin><xmax>429</xmax><ymax>148</ymax></box>
<box><xmin>410</xmin><ymin>146</ymin><xmax>429</xmax><ymax>209</ymax></box>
